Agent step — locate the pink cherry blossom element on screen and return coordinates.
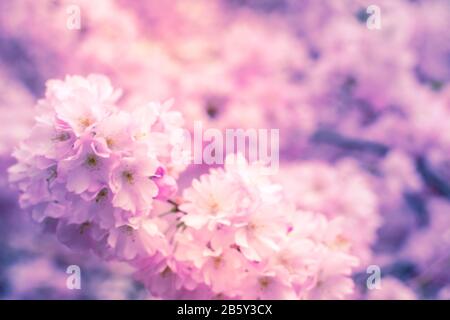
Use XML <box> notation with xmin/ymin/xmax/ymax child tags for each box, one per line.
<box><xmin>150</xmin><ymin>154</ymin><xmax>360</xmax><ymax>299</ymax></box>
<box><xmin>9</xmin><ymin>75</ymin><xmax>188</xmax><ymax>262</ymax></box>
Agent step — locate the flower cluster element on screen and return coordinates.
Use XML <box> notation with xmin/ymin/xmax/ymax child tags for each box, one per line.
<box><xmin>3</xmin><ymin>0</ymin><xmax>449</xmax><ymax>299</ymax></box>
<box><xmin>277</xmin><ymin>160</ymin><xmax>380</xmax><ymax>265</ymax></box>
<box><xmin>8</xmin><ymin>75</ymin><xmax>360</xmax><ymax>299</ymax></box>
<box><xmin>136</xmin><ymin>154</ymin><xmax>359</xmax><ymax>299</ymax></box>
<box><xmin>9</xmin><ymin>74</ymin><xmax>188</xmax><ymax>260</ymax></box>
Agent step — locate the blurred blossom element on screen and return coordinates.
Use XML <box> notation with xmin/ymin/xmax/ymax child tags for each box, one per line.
<box><xmin>277</xmin><ymin>160</ymin><xmax>380</xmax><ymax>266</ymax></box>
<box><xmin>367</xmin><ymin>277</ymin><xmax>417</xmax><ymax>300</ymax></box>
<box><xmin>0</xmin><ymin>0</ymin><xmax>449</xmax><ymax>299</ymax></box>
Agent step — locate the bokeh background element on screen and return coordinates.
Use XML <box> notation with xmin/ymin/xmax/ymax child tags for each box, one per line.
<box><xmin>0</xmin><ymin>0</ymin><xmax>449</xmax><ymax>299</ymax></box>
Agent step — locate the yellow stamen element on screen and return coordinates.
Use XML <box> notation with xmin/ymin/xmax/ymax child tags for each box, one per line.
<box><xmin>79</xmin><ymin>222</ymin><xmax>91</xmax><ymax>235</ymax></box>
<box><xmin>106</xmin><ymin>137</ymin><xmax>114</xmax><ymax>149</ymax></box>
<box><xmin>52</xmin><ymin>132</ymin><xmax>70</xmax><ymax>142</ymax></box>
<box><xmin>122</xmin><ymin>170</ymin><xmax>134</xmax><ymax>184</ymax></box>
<box><xmin>213</xmin><ymin>256</ymin><xmax>223</xmax><ymax>269</ymax></box>
<box><xmin>86</xmin><ymin>154</ymin><xmax>98</xmax><ymax>167</ymax></box>
<box><xmin>161</xmin><ymin>267</ymin><xmax>172</xmax><ymax>278</ymax></box>
<box><xmin>79</xmin><ymin>117</ymin><xmax>93</xmax><ymax>128</ymax></box>
<box><xmin>95</xmin><ymin>188</ymin><xmax>108</xmax><ymax>203</ymax></box>
<box><xmin>258</xmin><ymin>277</ymin><xmax>271</xmax><ymax>290</ymax></box>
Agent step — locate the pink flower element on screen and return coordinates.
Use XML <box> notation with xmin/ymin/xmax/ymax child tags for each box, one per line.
<box><xmin>109</xmin><ymin>149</ymin><xmax>159</xmax><ymax>213</ymax></box>
<box><xmin>200</xmin><ymin>247</ymin><xmax>247</xmax><ymax>295</ymax></box>
<box><xmin>163</xmin><ymin>154</ymin><xmax>359</xmax><ymax>299</ymax></box>
<box><xmin>239</xmin><ymin>272</ymin><xmax>298</xmax><ymax>300</ymax></box>
<box><xmin>277</xmin><ymin>161</ymin><xmax>380</xmax><ymax>265</ymax></box>
<box><xmin>56</xmin><ymin>220</ymin><xmax>108</xmax><ymax>253</ymax></box>
<box><xmin>58</xmin><ymin>136</ymin><xmax>111</xmax><ymax>194</ymax></box>
<box><xmin>22</xmin><ymin>122</ymin><xmax>75</xmax><ymax>160</ymax></box>
<box><xmin>93</xmin><ymin>111</ymin><xmax>133</xmax><ymax>153</ymax></box>
<box><xmin>48</xmin><ymin>75</ymin><xmax>121</xmax><ymax>136</ymax></box>
<box><xmin>107</xmin><ymin>220</ymin><xmax>168</xmax><ymax>261</ymax></box>
<box><xmin>234</xmin><ymin>205</ymin><xmax>289</xmax><ymax>262</ymax></box>
<box><xmin>9</xmin><ymin>75</ymin><xmax>187</xmax><ymax>262</ymax></box>
<box><xmin>180</xmin><ymin>171</ymin><xmax>240</xmax><ymax>230</ymax></box>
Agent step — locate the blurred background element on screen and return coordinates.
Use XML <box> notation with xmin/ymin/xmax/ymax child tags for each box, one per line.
<box><xmin>0</xmin><ymin>0</ymin><xmax>449</xmax><ymax>299</ymax></box>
